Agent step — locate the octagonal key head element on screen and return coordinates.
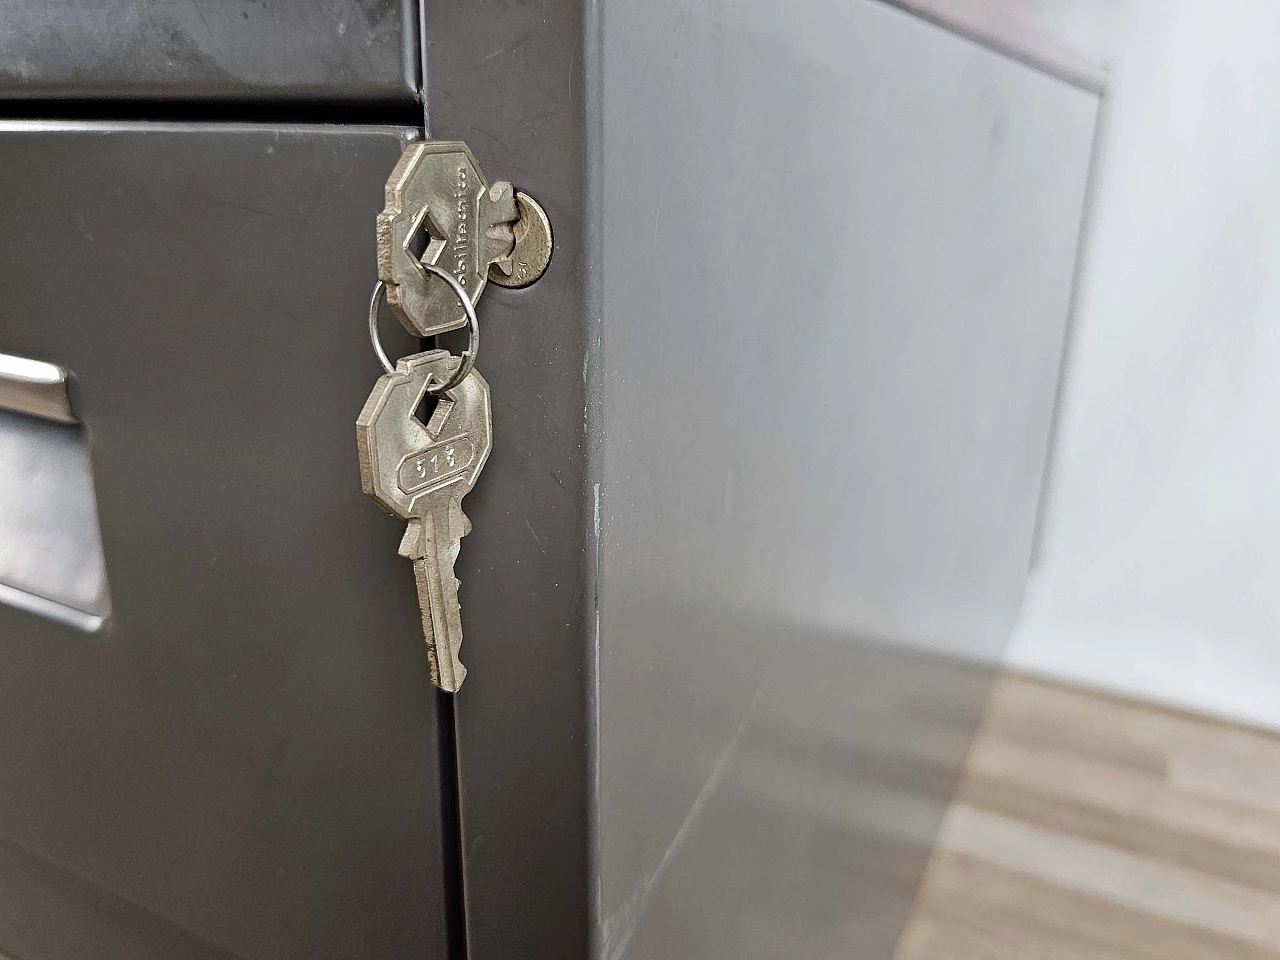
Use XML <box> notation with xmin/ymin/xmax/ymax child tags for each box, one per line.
<box><xmin>356</xmin><ymin>350</ymin><xmax>492</xmax><ymax>520</ymax></box>
<box><xmin>377</xmin><ymin>141</ymin><xmax>519</xmax><ymax>338</ymax></box>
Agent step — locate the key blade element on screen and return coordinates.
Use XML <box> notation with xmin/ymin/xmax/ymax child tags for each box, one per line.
<box><xmin>402</xmin><ymin>505</ymin><xmax>469</xmax><ymax>692</ymax></box>
<box><xmin>478</xmin><ymin>180</ymin><xmax>518</xmax><ymax>270</ymax></box>
<box><xmin>412</xmin><ymin>557</ymin><xmax>466</xmax><ymax>691</ymax></box>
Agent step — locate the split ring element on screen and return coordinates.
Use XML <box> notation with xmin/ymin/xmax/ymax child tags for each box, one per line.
<box><xmin>368</xmin><ymin>264</ymin><xmax>479</xmax><ymax>394</ymax></box>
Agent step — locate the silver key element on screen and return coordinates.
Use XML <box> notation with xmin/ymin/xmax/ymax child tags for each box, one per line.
<box><xmin>356</xmin><ymin>350</ymin><xmax>493</xmax><ymax>691</ymax></box>
<box><xmin>377</xmin><ymin>141</ymin><xmax>519</xmax><ymax>338</ymax></box>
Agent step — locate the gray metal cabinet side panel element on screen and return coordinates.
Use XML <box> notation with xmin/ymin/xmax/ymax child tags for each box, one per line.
<box><xmin>0</xmin><ymin>123</ymin><xmax>448</xmax><ymax>960</ymax></box>
<box><xmin>596</xmin><ymin>1</ymin><xmax>1098</xmax><ymax>958</ymax></box>
<box><xmin>0</xmin><ymin>0</ymin><xmax>419</xmax><ymax>105</ymax></box>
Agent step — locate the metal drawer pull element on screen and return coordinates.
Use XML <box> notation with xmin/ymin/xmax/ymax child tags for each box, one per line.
<box><xmin>0</xmin><ymin>354</ymin><xmax>109</xmax><ymax>631</ymax></box>
<box><xmin>0</xmin><ymin>353</ymin><xmax>76</xmax><ymax>424</ymax></box>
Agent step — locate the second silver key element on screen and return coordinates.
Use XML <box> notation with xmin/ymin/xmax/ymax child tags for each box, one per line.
<box><xmin>356</xmin><ymin>350</ymin><xmax>493</xmax><ymax>691</ymax></box>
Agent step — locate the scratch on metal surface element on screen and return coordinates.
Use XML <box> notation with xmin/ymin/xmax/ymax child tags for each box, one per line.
<box><xmin>651</xmin><ymin>167</ymin><xmax>674</xmax><ymax>250</ymax></box>
<box><xmin>523</xmin><ymin>513</ymin><xmax>545</xmax><ymax>551</ymax></box>
<box><xmin>188</xmin><ymin>0</ymin><xmax>228</xmax><ymax>64</ymax></box>
<box><xmin>600</xmin><ymin>639</ymin><xmax>784</xmax><ymax>960</ymax></box>
<box><xmin>220</xmin><ymin>197</ymin><xmax>296</xmax><ymax>226</ymax></box>
<box><xmin>476</xmin><ymin>120</ymin><xmax>519</xmax><ymax>164</ymax></box>
<box><xmin>480</xmin><ymin>31</ymin><xmax>534</xmax><ymax>65</ymax></box>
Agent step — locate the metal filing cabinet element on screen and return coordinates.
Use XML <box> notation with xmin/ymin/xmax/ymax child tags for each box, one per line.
<box><xmin>0</xmin><ymin>1</ymin><xmax>1101</xmax><ymax>958</ymax></box>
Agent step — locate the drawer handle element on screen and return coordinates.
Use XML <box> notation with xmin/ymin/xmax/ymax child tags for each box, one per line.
<box><xmin>0</xmin><ymin>352</ymin><xmax>76</xmax><ymax>424</ymax></box>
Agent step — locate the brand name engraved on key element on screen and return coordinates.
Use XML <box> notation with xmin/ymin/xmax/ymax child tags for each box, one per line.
<box><xmin>453</xmin><ymin>165</ymin><xmax>468</xmax><ymax>287</ymax></box>
<box><xmin>378</xmin><ymin>142</ymin><xmax>521</xmax><ymax>336</ymax></box>
<box><xmin>397</xmin><ymin>435</ymin><xmax>477</xmax><ymax>495</ymax></box>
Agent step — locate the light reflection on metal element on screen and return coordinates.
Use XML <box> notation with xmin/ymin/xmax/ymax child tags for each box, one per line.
<box><xmin>0</xmin><ymin>581</ymin><xmax>106</xmax><ymax>633</ymax></box>
<box><xmin>0</xmin><ymin>390</ymin><xmax>110</xmax><ymax>629</ymax></box>
<box><xmin>0</xmin><ymin>352</ymin><xmax>76</xmax><ymax>423</ymax></box>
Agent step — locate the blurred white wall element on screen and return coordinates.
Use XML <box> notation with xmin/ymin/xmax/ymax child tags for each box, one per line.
<box><xmin>1008</xmin><ymin>0</ymin><xmax>1280</xmax><ymax>730</ymax></box>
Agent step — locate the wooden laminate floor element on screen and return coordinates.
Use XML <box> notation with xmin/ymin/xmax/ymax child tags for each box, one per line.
<box><xmin>896</xmin><ymin>673</ymin><xmax>1280</xmax><ymax>960</ymax></box>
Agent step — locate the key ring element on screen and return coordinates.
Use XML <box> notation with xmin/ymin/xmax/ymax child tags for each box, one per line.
<box><xmin>368</xmin><ymin>264</ymin><xmax>479</xmax><ymax>394</ymax></box>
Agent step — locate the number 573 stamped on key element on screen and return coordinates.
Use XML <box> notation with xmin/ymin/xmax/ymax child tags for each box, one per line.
<box><xmin>398</xmin><ymin>435</ymin><xmax>477</xmax><ymax>495</ymax></box>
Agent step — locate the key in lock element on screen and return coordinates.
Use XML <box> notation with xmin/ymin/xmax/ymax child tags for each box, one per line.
<box><xmin>377</xmin><ymin>141</ymin><xmax>552</xmax><ymax>338</ymax></box>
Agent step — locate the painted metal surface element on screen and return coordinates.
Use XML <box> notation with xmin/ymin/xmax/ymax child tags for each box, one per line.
<box><xmin>0</xmin><ymin>0</ymin><xmax>419</xmax><ymax>106</ymax></box>
<box><xmin>0</xmin><ymin>122</ymin><xmax>452</xmax><ymax>960</ymax></box>
<box><xmin>423</xmin><ymin>0</ymin><xmax>594</xmax><ymax>956</ymax></box>
<box><xmin>421</xmin><ymin>1</ymin><xmax>1099</xmax><ymax>958</ymax></box>
<box><xmin>0</xmin><ymin>2</ymin><xmax>1106</xmax><ymax>957</ymax></box>
<box><xmin>593</xmin><ymin>1</ymin><xmax>1098</xmax><ymax>957</ymax></box>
